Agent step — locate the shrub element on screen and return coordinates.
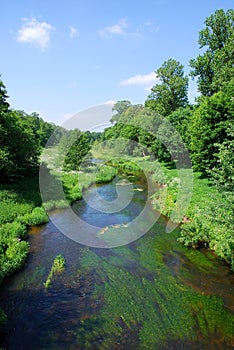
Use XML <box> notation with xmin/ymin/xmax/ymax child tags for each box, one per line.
<box><xmin>0</xmin><ymin>221</ymin><xmax>27</xmax><ymax>240</ymax></box>
<box><xmin>3</xmin><ymin>240</ymin><xmax>29</xmax><ymax>275</ymax></box>
<box><xmin>19</xmin><ymin>207</ymin><xmax>49</xmax><ymax>226</ymax></box>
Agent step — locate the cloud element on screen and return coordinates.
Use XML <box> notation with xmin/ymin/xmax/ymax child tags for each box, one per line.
<box><xmin>17</xmin><ymin>17</ymin><xmax>54</xmax><ymax>49</ymax></box>
<box><xmin>103</xmin><ymin>100</ymin><xmax>116</xmax><ymax>105</ymax></box>
<box><xmin>120</xmin><ymin>72</ymin><xmax>159</xmax><ymax>91</ymax></box>
<box><xmin>69</xmin><ymin>26</ymin><xmax>80</xmax><ymax>38</ymax></box>
<box><xmin>99</xmin><ymin>18</ymin><xmax>128</xmax><ymax>38</ymax></box>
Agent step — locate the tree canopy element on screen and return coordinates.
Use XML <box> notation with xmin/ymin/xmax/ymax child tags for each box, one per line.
<box><xmin>145</xmin><ymin>59</ymin><xmax>188</xmax><ymax>116</ymax></box>
<box><xmin>0</xmin><ymin>79</ymin><xmax>56</xmax><ymax>181</ymax></box>
<box><xmin>190</xmin><ymin>9</ymin><xmax>234</xmax><ymax>96</ymax></box>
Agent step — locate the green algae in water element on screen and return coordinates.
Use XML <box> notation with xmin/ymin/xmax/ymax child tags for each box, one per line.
<box><xmin>76</xmin><ymin>229</ymin><xmax>234</xmax><ymax>349</ymax></box>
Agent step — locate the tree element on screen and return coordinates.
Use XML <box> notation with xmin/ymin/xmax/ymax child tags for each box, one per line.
<box><xmin>0</xmin><ymin>78</ymin><xmax>9</xmax><ymax>113</ymax></box>
<box><xmin>0</xmin><ymin>79</ymin><xmax>42</xmax><ymax>181</ymax></box>
<box><xmin>188</xmin><ymin>80</ymin><xmax>234</xmax><ymax>175</ymax></box>
<box><xmin>0</xmin><ymin>110</ymin><xmax>40</xmax><ymax>180</ymax></box>
<box><xmin>110</xmin><ymin>100</ymin><xmax>132</xmax><ymax>123</ymax></box>
<box><xmin>64</xmin><ymin>132</ymin><xmax>91</xmax><ymax>171</ymax></box>
<box><xmin>210</xmin><ymin>125</ymin><xmax>234</xmax><ymax>192</ymax></box>
<box><xmin>190</xmin><ymin>9</ymin><xmax>234</xmax><ymax>96</ymax></box>
<box><xmin>145</xmin><ymin>59</ymin><xmax>188</xmax><ymax>116</ymax></box>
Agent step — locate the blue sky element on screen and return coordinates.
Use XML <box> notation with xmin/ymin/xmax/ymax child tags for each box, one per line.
<box><xmin>1</xmin><ymin>0</ymin><xmax>233</xmax><ymax>125</ymax></box>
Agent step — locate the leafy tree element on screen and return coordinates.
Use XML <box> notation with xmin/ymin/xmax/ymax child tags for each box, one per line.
<box><xmin>145</xmin><ymin>59</ymin><xmax>188</xmax><ymax>116</ymax></box>
<box><xmin>168</xmin><ymin>106</ymin><xmax>194</xmax><ymax>147</ymax></box>
<box><xmin>64</xmin><ymin>132</ymin><xmax>91</xmax><ymax>171</ymax></box>
<box><xmin>188</xmin><ymin>80</ymin><xmax>234</xmax><ymax>174</ymax></box>
<box><xmin>0</xmin><ymin>79</ymin><xmax>46</xmax><ymax>181</ymax></box>
<box><xmin>17</xmin><ymin>111</ymin><xmax>55</xmax><ymax>148</ymax></box>
<box><xmin>190</xmin><ymin>9</ymin><xmax>234</xmax><ymax>96</ymax></box>
<box><xmin>0</xmin><ymin>111</ymin><xmax>40</xmax><ymax>180</ymax></box>
<box><xmin>110</xmin><ymin>100</ymin><xmax>132</xmax><ymax>123</ymax></box>
<box><xmin>210</xmin><ymin>125</ymin><xmax>234</xmax><ymax>192</ymax></box>
<box><xmin>0</xmin><ymin>78</ymin><xmax>9</xmax><ymax>113</ymax></box>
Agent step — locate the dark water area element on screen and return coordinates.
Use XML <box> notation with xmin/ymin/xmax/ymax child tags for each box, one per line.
<box><xmin>0</xmin><ymin>174</ymin><xmax>233</xmax><ymax>349</ymax></box>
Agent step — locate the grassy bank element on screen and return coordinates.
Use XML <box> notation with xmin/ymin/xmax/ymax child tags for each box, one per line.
<box><xmin>106</xmin><ymin>156</ymin><xmax>233</xmax><ymax>270</ymax></box>
<box><xmin>0</xmin><ymin>163</ymin><xmax>117</xmax><ymax>281</ymax></box>
<box><xmin>0</xmin><ymin>162</ymin><xmax>116</xmax><ymax>329</ymax></box>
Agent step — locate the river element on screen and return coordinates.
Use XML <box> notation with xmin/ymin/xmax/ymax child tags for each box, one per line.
<box><xmin>0</xmin><ymin>173</ymin><xmax>233</xmax><ymax>349</ymax></box>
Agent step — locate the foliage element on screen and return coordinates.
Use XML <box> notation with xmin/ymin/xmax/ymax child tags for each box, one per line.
<box><xmin>190</xmin><ymin>9</ymin><xmax>234</xmax><ymax>96</ymax></box>
<box><xmin>0</xmin><ymin>79</ymin><xmax>56</xmax><ymax>182</ymax></box>
<box><xmin>146</xmin><ymin>59</ymin><xmax>188</xmax><ymax>116</ymax></box>
<box><xmin>63</xmin><ymin>132</ymin><xmax>91</xmax><ymax>171</ymax></box>
<box><xmin>0</xmin><ymin>176</ymin><xmax>42</xmax><ymax>225</ymax></box>
<box><xmin>188</xmin><ymin>80</ymin><xmax>234</xmax><ymax>174</ymax></box>
<box><xmin>95</xmin><ymin>165</ymin><xmax>117</xmax><ymax>183</ymax></box>
<box><xmin>18</xmin><ymin>207</ymin><xmax>49</xmax><ymax>227</ymax></box>
<box><xmin>44</xmin><ymin>254</ymin><xmax>65</xmax><ymax>288</ymax></box>
<box><xmin>210</xmin><ymin>125</ymin><xmax>234</xmax><ymax>192</ymax></box>
<box><xmin>179</xmin><ymin>193</ymin><xmax>234</xmax><ymax>268</ymax></box>
<box><xmin>110</xmin><ymin>100</ymin><xmax>132</xmax><ymax>123</ymax></box>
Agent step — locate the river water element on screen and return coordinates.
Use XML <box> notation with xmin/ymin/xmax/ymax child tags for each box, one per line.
<box><xmin>0</xmin><ymin>174</ymin><xmax>233</xmax><ymax>349</ymax></box>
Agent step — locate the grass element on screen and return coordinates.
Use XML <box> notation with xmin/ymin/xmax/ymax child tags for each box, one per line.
<box><xmin>0</xmin><ymin>176</ymin><xmax>42</xmax><ymax>225</ymax></box>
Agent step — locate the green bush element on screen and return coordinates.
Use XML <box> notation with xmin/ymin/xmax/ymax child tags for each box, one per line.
<box><xmin>2</xmin><ymin>240</ymin><xmax>29</xmax><ymax>275</ymax></box>
<box><xmin>19</xmin><ymin>207</ymin><xmax>49</xmax><ymax>226</ymax></box>
<box><xmin>0</xmin><ymin>221</ymin><xmax>27</xmax><ymax>240</ymax></box>
<box><xmin>42</xmin><ymin>200</ymin><xmax>70</xmax><ymax>211</ymax></box>
<box><xmin>95</xmin><ymin>166</ymin><xmax>117</xmax><ymax>183</ymax></box>
<box><xmin>180</xmin><ymin>193</ymin><xmax>234</xmax><ymax>269</ymax></box>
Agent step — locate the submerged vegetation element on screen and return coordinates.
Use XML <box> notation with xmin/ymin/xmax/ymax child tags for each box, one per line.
<box><xmin>44</xmin><ymin>254</ymin><xmax>65</xmax><ymax>289</ymax></box>
<box><xmin>0</xmin><ymin>6</ymin><xmax>234</xmax><ymax>348</ymax></box>
<box><xmin>76</xmin><ymin>228</ymin><xmax>234</xmax><ymax>349</ymax></box>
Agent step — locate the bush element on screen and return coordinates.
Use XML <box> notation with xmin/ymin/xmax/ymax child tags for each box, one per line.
<box><xmin>179</xmin><ymin>193</ymin><xmax>234</xmax><ymax>269</ymax></box>
<box><xmin>18</xmin><ymin>207</ymin><xmax>49</xmax><ymax>226</ymax></box>
<box><xmin>95</xmin><ymin>166</ymin><xmax>117</xmax><ymax>183</ymax></box>
<box><xmin>42</xmin><ymin>200</ymin><xmax>70</xmax><ymax>211</ymax></box>
<box><xmin>0</xmin><ymin>221</ymin><xmax>27</xmax><ymax>240</ymax></box>
<box><xmin>2</xmin><ymin>240</ymin><xmax>29</xmax><ymax>275</ymax></box>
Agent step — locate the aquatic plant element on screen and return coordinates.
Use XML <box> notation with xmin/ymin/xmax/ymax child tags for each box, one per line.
<box><xmin>76</xmin><ymin>227</ymin><xmax>234</xmax><ymax>348</ymax></box>
<box><xmin>44</xmin><ymin>255</ymin><xmax>65</xmax><ymax>289</ymax></box>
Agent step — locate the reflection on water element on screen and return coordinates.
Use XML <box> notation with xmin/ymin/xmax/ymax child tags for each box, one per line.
<box><xmin>0</xmin><ymin>175</ymin><xmax>233</xmax><ymax>349</ymax></box>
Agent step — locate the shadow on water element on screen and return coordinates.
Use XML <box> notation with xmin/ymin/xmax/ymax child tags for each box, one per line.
<box><xmin>0</xmin><ymin>174</ymin><xmax>233</xmax><ymax>349</ymax></box>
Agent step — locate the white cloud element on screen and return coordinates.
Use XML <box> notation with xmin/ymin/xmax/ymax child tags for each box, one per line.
<box><xmin>69</xmin><ymin>26</ymin><xmax>80</xmax><ymax>38</ymax></box>
<box><xmin>99</xmin><ymin>18</ymin><xmax>128</xmax><ymax>38</ymax></box>
<box><xmin>17</xmin><ymin>17</ymin><xmax>54</xmax><ymax>49</ymax></box>
<box><xmin>120</xmin><ymin>72</ymin><xmax>159</xmax><ymax>91</ymax></box>
<box><xmin>103</xmin><ymin>100</ymin><xmax>116</xmax><ymax>106</ymax></box>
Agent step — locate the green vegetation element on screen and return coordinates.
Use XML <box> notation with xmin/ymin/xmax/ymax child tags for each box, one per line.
<box><xmin>95</xmin><ymin>165</ymin><xmax>117</xmax><ymax>183</ymax></box>
<box><xmin>0</xmin><ymin>6</ymin><xmax>233</xmax><ymax>344</ymax></box>
<box><xmin>96</xmin><ymin>8</ymin><xmax>234</xmax><ymax>269</ymax></box>
<box><xmin>76</xmin><ymin>229</ymin><xmax>234</xmax><ymax>348</ymax></box>
<box><xmin>44</xmin><ymin>254</ymin><xmax>65</xmax><ymax>289</ymax></box>
<box><xmin>145</xmin><ymin>58</ymin><xmax>188</xmax><ymax>116</ymax></box>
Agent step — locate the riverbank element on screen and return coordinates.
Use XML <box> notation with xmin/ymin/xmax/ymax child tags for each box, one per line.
<box><xmin>105</xmin><ymin>156</ymin><xmax>234</xmax><ymax>271</ymax></box>
<box><xmin>0</xmin><ymin>163</ymin><xmax>117</xmax><ymax>330</ymax></box>
<box><xmin>0</xmin><ymin>171</ymin><xmax>233</xmax><ymax>349</ymax></box>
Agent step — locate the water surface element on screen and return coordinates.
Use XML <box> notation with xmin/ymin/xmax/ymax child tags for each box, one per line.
<box><xmin>0</xmin><ymin>174</ymin><xmax>233</xmax><ymax>349</ymax></box>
